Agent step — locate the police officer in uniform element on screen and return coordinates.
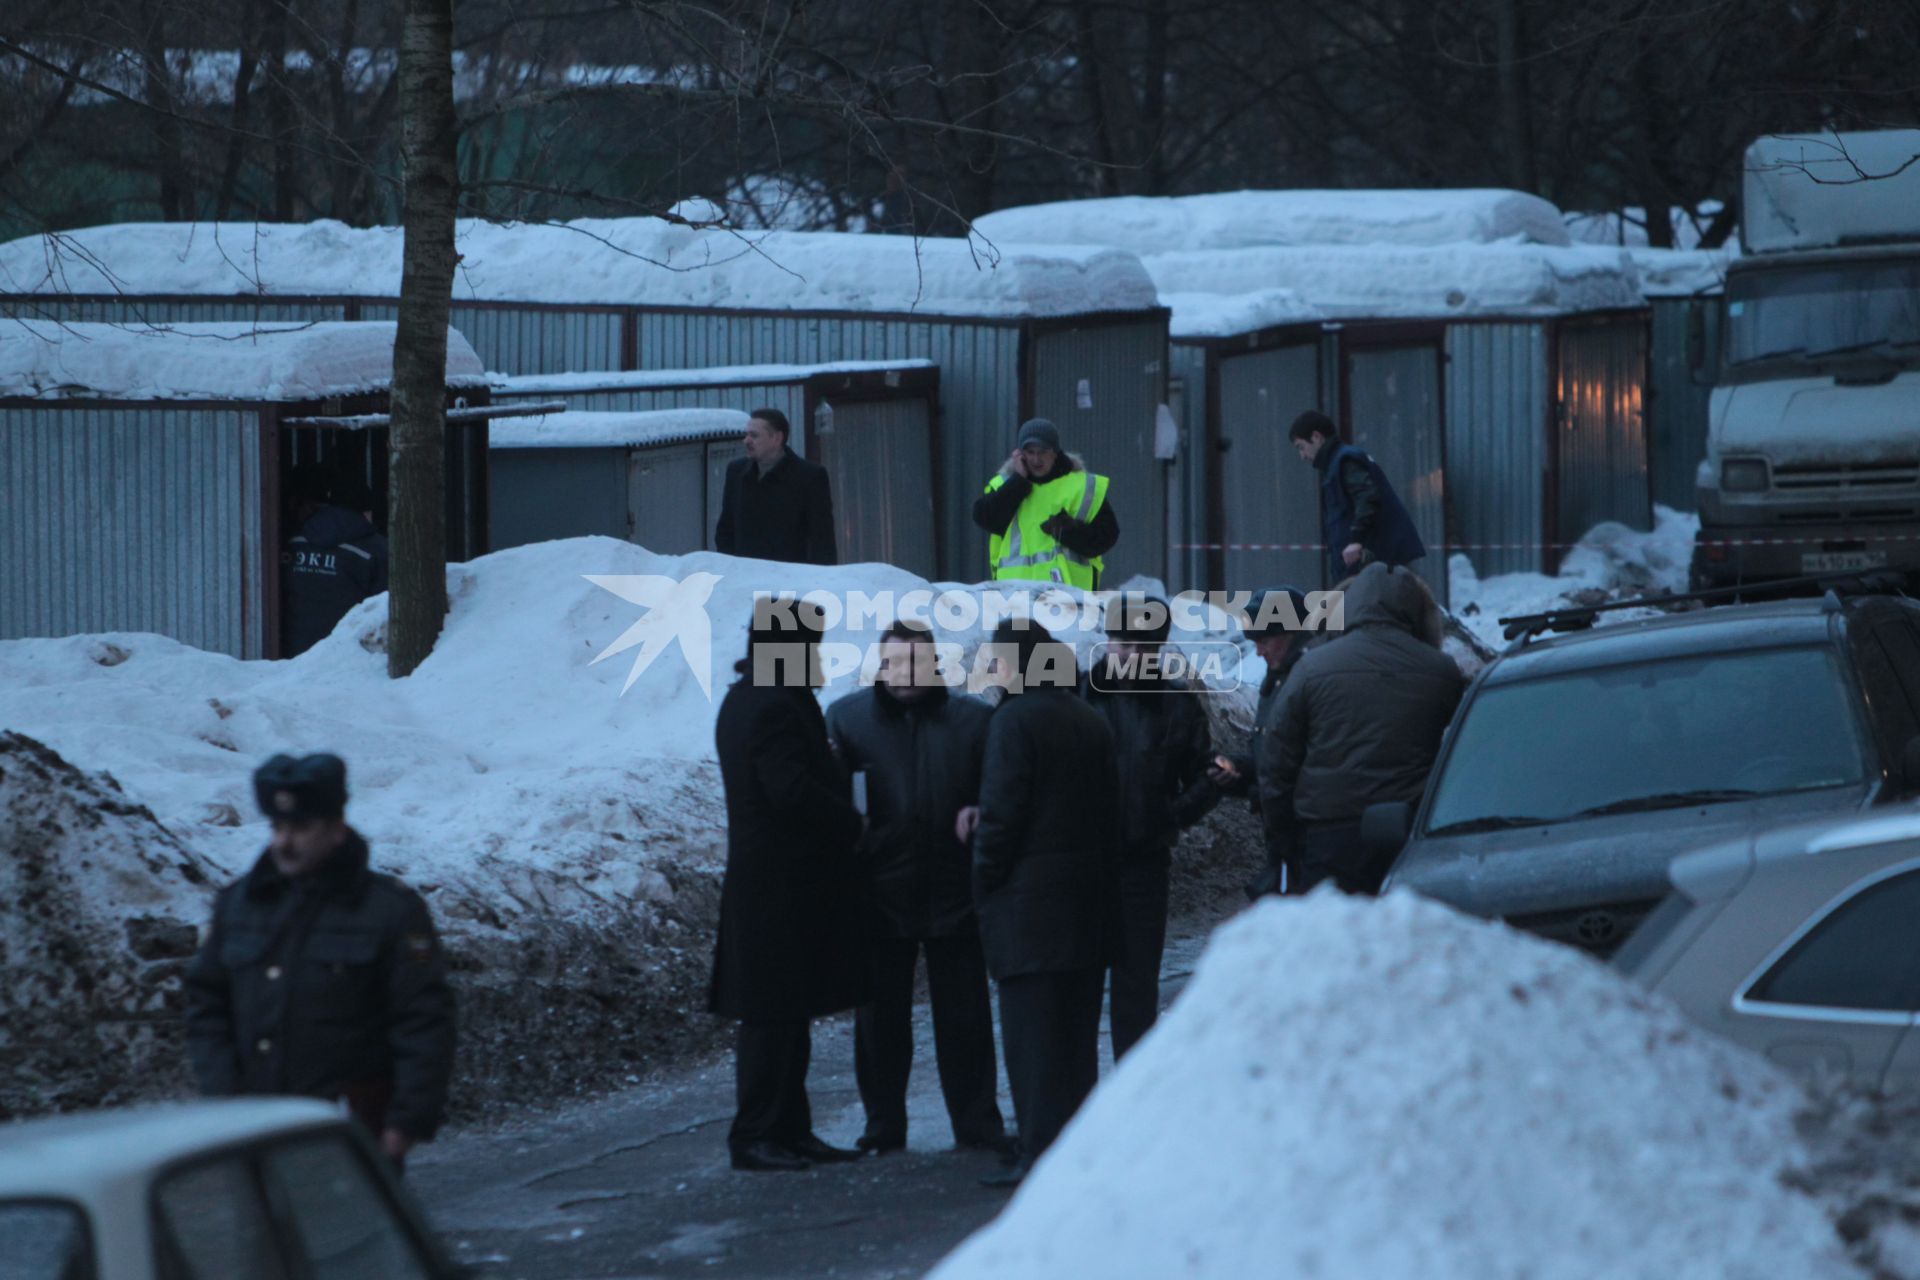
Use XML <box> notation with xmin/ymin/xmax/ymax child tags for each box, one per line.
<box><xmin>183</xmin><ymin>754</ymin><xmax>455</xmax><ymax>1168</ymax></box>
<box><xmin>972</xmin><ymin>419</ymin><xmax>1120</xmax><ymax>590</ymax></box>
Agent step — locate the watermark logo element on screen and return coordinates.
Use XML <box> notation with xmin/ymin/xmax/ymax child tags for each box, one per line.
<box><xmin>585</xmin><ymin>571</ymin><xmax>722</xmax><ymax>698</ymax></box>
<box><xmin>1085</xmin><ymin>640</ymin><xmax>1244</xmax><ymax>693</ymax></box>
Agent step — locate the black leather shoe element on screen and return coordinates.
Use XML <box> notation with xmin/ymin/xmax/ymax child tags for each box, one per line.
<box><xmin>791</xmin><ymin>1134</ymin><xmax>866</xmax><ymax>1164</ymax></box>
<box><xmin>978</xmin><ymin>1164</ymin><xmax>1026</xmax><ymax>1189</ymax></box>
<box><xmin>955</xmin><ymin>1131</ymin><xmax>1018</xmax><ymax>1157</ymax></box>
<box><xmin>730</xmin><ymin>1142</ymin><xmax>810</xmax><ymax>1172</ymax></box>
<box><xmin>857</xmin><ymin>1132</ymin><xmax>906</xmax><ymax>1154</ymax></box>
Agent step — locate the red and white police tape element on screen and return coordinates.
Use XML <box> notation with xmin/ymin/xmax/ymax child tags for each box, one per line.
<box><xmin>1172</xmin><ymin>534</ymin><xmax>1920</xmax><ymax>552</ymax></box>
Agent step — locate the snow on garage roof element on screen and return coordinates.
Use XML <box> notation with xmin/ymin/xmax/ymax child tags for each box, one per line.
<box><xmin>494</xmin><ymin>358</ymin><xmax>934</xmax><ymax>396</ymax></box>
<box><xmin>1164</xmin><ymin>287</ymin><xmax>1325</xmax><ymax>339</ymax></box>
<box><xmin>1145</xmin><ymin>243</ymin><xmax>1642</xmax><ymax>320</ymax></box>
<box><xmin>489</xmin><ymin>407</ymin><xmax>747</xmax><ymax>449</ymax></box>
<box><xmin>1628</xmin><ymin>248</ymin><xmax>1729</xmax><ymax>298</ymax></box>
<box><xmin>0</xmin><ymin>217</ymin><xmax>1159</xmax><ymax>319</ymax></box>
<box><xmin>0</xmin><ymin>319</ymin><xmax>486</xmax><ymax>401</ymax></box>
<box><xmin>971</xmin><ymin>188</ymin><xmax>1573</xmax><ymax>256</ymax></box>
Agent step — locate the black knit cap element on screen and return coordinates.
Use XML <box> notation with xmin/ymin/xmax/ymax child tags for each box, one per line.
<box><xmin>253</xmin><ymin>753</ymin><xmax>348</xmax><ymax>822</ymax></box>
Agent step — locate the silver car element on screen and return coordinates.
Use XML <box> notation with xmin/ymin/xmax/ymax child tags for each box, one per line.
<box><xmin>1616</xmin><ymin>805</ymin><xmax>1920</xmax><ymax>1093</ymax></box>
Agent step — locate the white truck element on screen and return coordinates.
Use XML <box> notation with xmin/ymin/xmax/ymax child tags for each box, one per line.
<box><xmin>1691</xmin><ymin>129</ymin><xmax>1920</xmax><ymax>589</ymax></box>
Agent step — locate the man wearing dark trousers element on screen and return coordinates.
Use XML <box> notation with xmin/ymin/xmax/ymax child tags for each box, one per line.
<box><xmin>714</xmin><ymin>408</ymin><xmax>838</xmax><ymax>564</ymax></box>
<box><xmin>972</xmin><ymin>620</ymin><xmax>1120</xmax><ymax>1188</ymax></box>
<box><xmin>826</xmin><ymin>620</ymin><xmax>1011</xmax><ymax>1155</ymax></box>
<box><xmin>282</xmin><ymin>466</ymin><xmax>389</xmax><ymax>657</ymax></box>
<box><xmin>183</xmin><ymin>753</ymin><xmax>455</xmax><ymax>1172</ymax></box>
<box><xmin>1085</xmin><ymin>597</ymin><xmax>1219</xmax><ymax>1060</ymax></box>
<box><xmin>1289</xmin><ymin>410</ymin><xmax>1425</xmax><ymax>584</ymax></box>
<box><xmin>710</xmin><ymin>600</ymin><xmax>870</xmax><ymax>1171</ymax></box>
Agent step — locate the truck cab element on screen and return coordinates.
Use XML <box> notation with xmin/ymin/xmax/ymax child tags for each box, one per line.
<box><xmin>1692</xmin><ymin>130</ymin><xmax>1920</xmax><ymax>589</ymax></box>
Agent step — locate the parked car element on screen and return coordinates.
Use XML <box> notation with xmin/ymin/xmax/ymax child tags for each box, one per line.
<box><xmin>1614</xmin><ymin>805</ymin><xmax>1920</xmax><ymax>1093</ymax></box>
<box><xmin>0</xmin><ymin>1098</ymin><xmax>477</xmax><ymax>1280</ymax></box>
<box><xmin>1374</xmin><ymin>588</ymin><xmax>1920</xmax><ymax>957</ymax></box>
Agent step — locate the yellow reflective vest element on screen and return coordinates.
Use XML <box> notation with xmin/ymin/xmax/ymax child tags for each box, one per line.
<box><xmin>984</xmin><ymin>467</ymin><xmax>1111</xmax><ymax>589</ymax></box>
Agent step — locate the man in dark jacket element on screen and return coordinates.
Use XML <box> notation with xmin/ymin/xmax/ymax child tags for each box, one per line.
<box><xmin>1208</xmin><ymin>585</ymin><xmax>1321</xmax><ymax>896</ymax></box>
<box><xmin>971</xmin><ymin>418</ymin><xmax>1119</xmax><ymax>591</ymax></box>
<box><xmin>826</xmin><ymin>620</ymin><xmax>1010</xmax><ymax>1155</ymax></box>
<box><xmin>713</xmin><ymin>408</ymin><xmax>838</xmax><ymax>565</ymax></box>
<box><xmin>1084</xmin><ymin>597</ymin><xmax>1218</xmax><ymax>1060</ymax></box>
<box><xmin>282</xmin><ymin>468</ymin><xmax>389</xmax><ymax>657</ymax></box>
<box><xmin>972</xmin><ymin>620</ymin><xmax>1120</xmax><ymax>1187</ymax></box>
<box><xmin>1289</xmin><ymin>410</ymin><xmax>1424</xmax><ymax>583</ymax></box>
<box><xmin>1258</xmin><ymin>564</ymin><xmax>1464</xmax><ymax>894</ymax></box>
<box><xmin>711</xmin><ymin>599</ymin><xmax>869</xmax><ymax>1171</ymax></box>
<box><xmin>183</xmin><ymin>753</ymin><xmax>455</xmax><ymax>1169</ymax></box>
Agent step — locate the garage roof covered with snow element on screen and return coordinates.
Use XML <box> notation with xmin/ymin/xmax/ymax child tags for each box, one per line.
<box><xmin>489</xmin><ymin>407</ymin><xmax>748</xmax><ymax>449</ymax></box>
<box><xmin>0</xmin><ymin>319</ymin><xmax>486</xmax><ymax>401</ymax></box>
<box><xmin>972</xmin><ymin>188</ymin><xmax>1574</xmax><ymax>256</ymax></box>
<box><xmin>0</xmin><ymin>216</ymin><xmax>1159</xmax><ymax>320</ymax></box>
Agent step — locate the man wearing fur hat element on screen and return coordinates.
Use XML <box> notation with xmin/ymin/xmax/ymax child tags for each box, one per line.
<box><xmin>971</xmin><ymin>418</ymin><xmax>1120</xmax><ymax>590</ymax></box>
<box><xmin>183</xmin><ymin>753</ymin><xmax>455</xmax><ymax>1169</ymax></box>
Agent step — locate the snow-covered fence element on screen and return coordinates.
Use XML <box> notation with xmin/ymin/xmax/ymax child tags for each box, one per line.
<box><xmin>0</xmin><ymin>320</ymin><xmax>490</xmax><ymax>658</ymax></box>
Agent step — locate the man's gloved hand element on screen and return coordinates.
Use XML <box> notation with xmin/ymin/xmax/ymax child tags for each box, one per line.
<box><xmin>1041</xmin><ymin>513</ymin><xmax>1083</xmax><ymax>540</ymax></box>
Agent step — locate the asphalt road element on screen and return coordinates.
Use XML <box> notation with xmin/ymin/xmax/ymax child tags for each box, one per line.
<box><xmin>410</xmin><ymin>932</ymin><xmax>1209</xmax><ymax>1280</ymax></box>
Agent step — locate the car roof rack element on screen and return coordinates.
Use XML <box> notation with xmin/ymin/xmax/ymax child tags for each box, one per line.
<box><xmin>1497</xmin><ymin>570</ymin><xmax>1909</xmax><ymax>643</ymax></box>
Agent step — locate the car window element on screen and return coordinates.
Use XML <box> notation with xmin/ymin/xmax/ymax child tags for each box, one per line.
<box><xmin>1747</xmin><ymin>868</ymin><xmax>1920</xmax><ymax>1012</ymax></box>
<box><xmin>260</xmin><ymin>1134</ymin><xmax>435</xmax><ymax>1280</ymax></box>
<box><xmin>0</xmin><ymin>1201</ymin><xmax>94</xmax><ymax>1280</ymax></box>
<box><xmin>1424</xmin><ymin>646</ymin><xmax>1867</xmax><ymax>833</ymax></box>
<box><xmin>153</xmin><ymin>1155</ymin><xmax>290</xmax><ymax>1280</ymax></box>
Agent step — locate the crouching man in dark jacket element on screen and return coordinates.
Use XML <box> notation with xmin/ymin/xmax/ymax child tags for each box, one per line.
<box><xmin>184</xmin><ymin>753</ymin><xmax>455</xmax><ymax>1169</ymax></box>
<box><xmin>710</xmin><ymin>599</ymin><xmax>871</xmax><ymax>1172</ymax></box>
<box><xmin>1258</xmin><ymin>564</ymin><xmax>1463</xmax><ymax>894</ymax></box>
<box><xmin>972</xmin><ymin>620</ymin><xmax>1120</xmax><ymax>1188</ymax></box>
<box><xmin>827</xmin><ymin>619</ymin><xmax>1011</xmax><ymax>1155</ymax></box>
<box><xmin>1085</xmin><ymin>597</ymin><xmax>1218</xmax><ymax>1060</ymax></box>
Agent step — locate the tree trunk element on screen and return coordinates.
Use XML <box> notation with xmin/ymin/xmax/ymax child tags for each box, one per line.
<box><xmin>263</xmin><ymin>0</ymin><xmax>295</xmax><ymax>220</ymax></box>
<box><xmin>387</xmin><ymin>0</ymin><xmax>459</xmax><ymax>679</ymax></box>
<box><xmin>1494</xmin><ymin>0</ymin><xmax>1538</xmax><ymax>192</ymax></box>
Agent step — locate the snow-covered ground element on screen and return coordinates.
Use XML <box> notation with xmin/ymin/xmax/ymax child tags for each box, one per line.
<box><xmin>1449</xmin><ymin>506</ymin><xmax>1700</xmax><ymax>652</ymax></box>
<box><xmin>931</xmin><ymin>892</ymin><xmax>1859</xmax><ymax>1280</ymax></box>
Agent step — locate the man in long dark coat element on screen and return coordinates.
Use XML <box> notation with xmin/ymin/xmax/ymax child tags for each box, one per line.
<box><xmin>710</xmin><ymin>599</ymin><xmax>870</xmax><ymax>1171</ymax></box>
<box><xmin>972</xmin><ymin>620</ymin><xmax>1120</xmax><ymax>1188</ymax></box>
<box><xmin>713</xmin><ymin>408</ymin><xmax>839</xmax><ymax>565</ymax></box>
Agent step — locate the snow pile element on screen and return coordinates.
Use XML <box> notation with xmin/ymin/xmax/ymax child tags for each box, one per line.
<box><xmin>1145</xmin><ymin>243</ymin><xmax>1642</xmax><ymax>319</ymax></box>
<box><xmin>1448</xmin><ymin>506</ymin><xmax>1700</xmax><ymax>651</ymax></box>
<box><xmin>932</xmin><ymin>892</ymin><xmax>1852</xmax><ymax>1280</ymax></box>
<box><xmin>1626</xmin><ymin>248</ymin><xmax>1730</xmax><ymax>298</ymax></box>
<box><xmin>0</xmin><ymin>320</ymin><xmax>486</xmax><ymax>402</ymax></box>
<box><xmin>493</xmin><ymin>359</ymin><xmax>934</xmax><ymax>397</ymax></box>
<box><xmin>0</xmin><ymin>219</ymin><xmax>1158</xmax><ymax>319</ymax></box>
<box><xmin>972</xmin><ymin>189</ymin><xmax>1573</xmax><ymax>255</ymax></box>
<box><xmin>1162</xmin><ymin>287</ymin><xmax>1324</xmax><ymax>339</ymax></box>
<box><xmin>490</xmin><ymin>408</ymin><xmax>747</xmax><ymax>450</ymax></box>
<box><xmin>0</xmin><ymin>730</ymin><xmax>218</xmax><ymax>1117</ymax></box>
<box><xmin>1564</xmin><ymin>202</ymin><xmax>1725</xmax><ymax>251</ymax></box>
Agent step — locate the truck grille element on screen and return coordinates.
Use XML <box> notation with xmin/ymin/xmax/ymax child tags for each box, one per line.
<box><xmin>1777</xmin><ymin>507</ymin><xmax>1918</xmax><ymax>524</ymax></box>
<box><xmin>1773</xmin><ymin>461</ymin><xmax>1920</xmax><ymax>491</ymax></box>
<box><xmin>1502</xmin><ymin>898</ymin><xmax>1664</xmax><ymax>959</ymax></box>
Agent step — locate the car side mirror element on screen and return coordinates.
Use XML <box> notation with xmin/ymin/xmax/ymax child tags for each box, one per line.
<box><xmin>1361</xmin><ymin>801</ymin><xmax>1413</xmax><ymax>857</ymax></box>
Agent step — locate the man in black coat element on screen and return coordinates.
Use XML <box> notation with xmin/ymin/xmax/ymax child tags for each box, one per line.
<box><xmin>1084</xmin><ymin>598</ymin><xmax>1219</xmax><ymax>1060</ymax></box>
<box><xmin>183</xmin><ymin>753</ymin><xmax>455</xmax><ymax>1170</ymax></box>
<box><xmin>282</xmin><ymin>467</ymin><xmax>389</xmax><ymax>657</ymax></box>
<box><xmin>713</xmin><ymin>408</ymin><xmax>838</xmax><ymax>565</ymax></box>
<box><xmin>1258</xmin><ymin>563</ymin><xmax>1464</xmax><ymax>894</ymax></box>
<box><xmin>972</xmin><ymin>620</ymin><xmax>1120</xmax><ymax>1188</ymax></box>
<box><xmin>711</xmin><ymin>599</ymin><xmax>870</xmax><ymax>1171</ymax></box>
<box><xmin>826</xmin><ymin>620</ymin><xmax>1011</xmax><ymax>1155</ymax></box>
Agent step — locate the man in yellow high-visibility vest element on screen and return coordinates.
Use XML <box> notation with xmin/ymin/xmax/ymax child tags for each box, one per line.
<box><xmin>970</xmin><ymin>419</ymin><xmax>1119</xmax><ymax>590</ymax></box>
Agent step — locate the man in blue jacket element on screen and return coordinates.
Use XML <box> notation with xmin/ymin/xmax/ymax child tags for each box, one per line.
<box><xmin>1289</xmin><ymin>410</ymin><xmax>1425</xmax><ymax>584</ymax></box>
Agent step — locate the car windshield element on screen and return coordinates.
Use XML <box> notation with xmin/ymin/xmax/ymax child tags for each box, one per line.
<box><xmin>1726</xmin><ymin>258</ymin><xmax>1920</xmax><ymax>367</ymax></box>
<box><xmin>1424</xmin><ymin>646</ymin><xmax>1866</xmax><ymax>835</ymax></box>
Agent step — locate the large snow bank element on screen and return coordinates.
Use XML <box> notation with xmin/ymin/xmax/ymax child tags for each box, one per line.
<box><xmin>931</xmin><ymin>891</ymin><xmax>1852</xmax><ymax>1280</ymax></box>
<box><xmin>0</xmin><ymin>320</ymin><xmax>485</xmax><ymax>401</ymax></box>
<box><xmin>1449</xmin><ymin>506</ymin><xmax>1699</xmax><ymax>651</ymax></box>
<box><xmin>1145</xmin><ymin>243</ymin><xmax>1642</xmax><ymax>319</ymax></box>
<box><xmin>489</xmin><ymin>408</ymin><xmax>746</xmax><ymax>449</ymax></box>
<box><xmin>493</xmin><ymin>359</ymin><xmax>934</xmax><ymax>396</ymax></box>
<box><xmin>0</xmin><ymin>218</ymin><xmax>1158</xmax><ymax>319</ymax></box>
<box><xmin>972</xmin><ymin>189</ymin><xmax>1573</xmax><ymax>255</ymax></box>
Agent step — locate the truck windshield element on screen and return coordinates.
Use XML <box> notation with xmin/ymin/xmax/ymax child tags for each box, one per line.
<box><xmin>1423</xmin><ymin>647</ymin><xmax>1866</xmax><ymax>836</ymax></box>
<box><xmin>1726</xmin><ymin>258</ymin><xmax>1920</xmax><ymax>366</ymax></box>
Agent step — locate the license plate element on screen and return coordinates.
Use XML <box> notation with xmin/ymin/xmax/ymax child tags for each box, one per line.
<box><xmin>1802</xmin><ymin>550</ymin><xmax>1889</xmax><ymax>572</ymax></box>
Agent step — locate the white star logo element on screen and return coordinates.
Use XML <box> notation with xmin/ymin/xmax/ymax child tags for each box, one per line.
<box><xmin>585</xmin><ymin>572</ymin><xmax>724</xmax><ymax>699</ymax></box>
